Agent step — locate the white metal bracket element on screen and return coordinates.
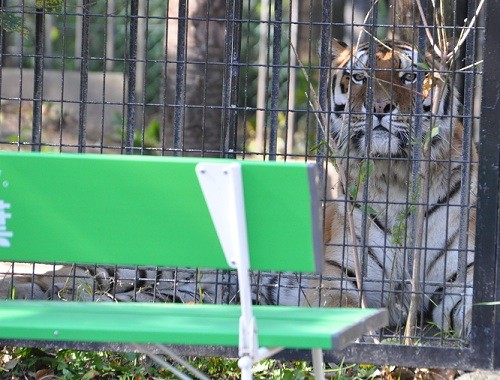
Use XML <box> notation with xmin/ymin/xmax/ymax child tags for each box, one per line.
<box><xmin>195</xmin><ymin>162</ymin><xmax>249</xmax><ymax>270</ymax></box>
<box><xmin>195</xmin><ymin>162</ymin><xmax>258</xmax><ymax>378</ymax></box>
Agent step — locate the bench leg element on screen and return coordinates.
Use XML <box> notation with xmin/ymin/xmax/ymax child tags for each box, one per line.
<box><xmin>135</xmin><ymin>344</ymin><xmax>210</xmax><ymax>380</ymax></box>
<box><xmin>311</xmin><ymin>348</ymin><xmax>325</xmax><ymax>380</ymax></box>
<box><xmin>154</xmin><ymin>345</ymin><xmax>210</xmax><ymax>380</ymax></box>
<box><xmin>238</xmin><ymin>355</ymin><xmax>253</xmax><ymax>380</ymax></box>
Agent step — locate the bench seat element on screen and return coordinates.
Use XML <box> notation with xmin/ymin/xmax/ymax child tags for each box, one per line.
<box><xmin>0</xmin><ymin>301</ymin><xmax>386</xmax><ymax>350</ymax></box>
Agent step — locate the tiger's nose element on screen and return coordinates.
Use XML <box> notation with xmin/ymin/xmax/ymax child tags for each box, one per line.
<box><xmin>373</xmin><ymin>100</ymin><xmax>395</xmax><ymax>122</ymax></box>
<box><xmin>373</xmin><ymin>100</ymin><xmax>393</xmax><ymax>114</ymax></box>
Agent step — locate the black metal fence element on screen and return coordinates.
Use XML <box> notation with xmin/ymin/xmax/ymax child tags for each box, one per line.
<box><xmin>0</xmin><ymin>0</ymin><xmax>498</xmax><ymax>370</ymax></box>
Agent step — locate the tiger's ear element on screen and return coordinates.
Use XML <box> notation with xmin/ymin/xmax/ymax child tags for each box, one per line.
<box><xmin>332</xmin><ymin>38</ymin><xmax>349</xmax><ymax>59</ymax></box>
<box><xmin>318</xmin><ymin>39</ymin><xmax>349</xmax><ymax>62</ymax></box>
<box><xmin>331</xmin><ymin>39</ymin><xmax>349</xmax><ymax>61</ymax></box>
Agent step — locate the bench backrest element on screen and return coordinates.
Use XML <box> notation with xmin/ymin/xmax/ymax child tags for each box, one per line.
<box><xmin>0</xmin><ymin>152</ymin><xmax>322</xmax><ymax>273</ymax></box>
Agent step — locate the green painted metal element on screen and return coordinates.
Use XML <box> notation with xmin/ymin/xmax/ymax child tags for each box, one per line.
<box><xmin>0</xmin><ymin>301</ymin><xmax>388</xmax><ymax>350</ymax></box>
<box><xmin>0</xmin><ymin>152</ymin><xmax>389</xmax><ymax>353</ymax></box>
<box><xmin>0</xmin><ymin>152</ymin><xmax>321</xmax><ymax>273</ymax></box>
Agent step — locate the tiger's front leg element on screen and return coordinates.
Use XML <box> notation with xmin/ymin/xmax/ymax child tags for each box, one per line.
<box><xmin>298</xmin><ymin>202</ymin><xmax>411</xmax><ymax>329</ymax></box>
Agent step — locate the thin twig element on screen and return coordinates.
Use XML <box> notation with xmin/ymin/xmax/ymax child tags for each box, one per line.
<box><xmin>413</xmin><ymin>0</ymin><xmax>485</xmax><ymax>64</ymax></box>
<box><xmin>414</xmin><ymin>0</ymin><xmax>443</xmax><ymax>57</ymax></box>
<box><xmin>447</xmin><ymin>0</ymin><xmax>485</xmax><ymax>62</ymax></box>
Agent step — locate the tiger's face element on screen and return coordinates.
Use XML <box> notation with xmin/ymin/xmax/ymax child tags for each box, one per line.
<box><xmin>330</xmin><ymin>40</ymin><xmax>455</xmax><ymax>159</ymax></box>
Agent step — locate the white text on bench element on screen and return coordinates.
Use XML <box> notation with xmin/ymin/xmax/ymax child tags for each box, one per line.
<box><xmin>0</xmin><ymin>200</ymin><xmax>13</xmax><ymax>248</ymax></box>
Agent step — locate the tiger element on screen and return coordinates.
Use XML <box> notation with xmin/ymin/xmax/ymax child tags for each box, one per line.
<box><xmin>309</xmin><ymin>38</ymin><xmax>478</xmax><ymax>337</ymax></box>
<box><xmin>0</xmin><ymin>39</ymin><xmax>477</xmax><ymax>338</ymax></box>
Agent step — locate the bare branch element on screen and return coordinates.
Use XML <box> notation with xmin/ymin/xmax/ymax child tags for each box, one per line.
<box><xmin>447</xmin><ymin>0</ymin><xmax>485</xmax><ymax>62</ymax></box>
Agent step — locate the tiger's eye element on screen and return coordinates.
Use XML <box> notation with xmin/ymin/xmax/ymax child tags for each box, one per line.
<box><xmin>352</xmin><ymin>72</ymin><xmax>366</xmax><ymax>83</ymax></box>
<box><xmin>401</xmin><ymin>72</ymin><xmax>417</xmax><ymax>83</ymax></box>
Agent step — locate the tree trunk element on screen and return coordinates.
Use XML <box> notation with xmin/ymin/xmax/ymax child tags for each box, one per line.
<box><xmin>164</xmin><ymin>0</ymin><xmax>225</xmax><ymax>156</ymax></box>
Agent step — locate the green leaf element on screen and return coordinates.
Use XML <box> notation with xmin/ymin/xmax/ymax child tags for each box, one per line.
<box><xmin>424</xmin><ymin>125</ymin><xmax>440</xmax><ymax>147</ymax></box>
<box><xmin>431</xmin><ymin>125</ymin><xmax>440</xmax><ymax>138</ymax></box>
<box><xmin>35</xmin><ymin>0</ymin><xmax>64</xmax><ymax>9</ymax></box>
<box><xmin>0</xmin><ymin>13</ymin><xmax>29</xmax><ymax>36</ymax></box>
<box><xmin>348</xmin><ymin>184</ymin><xmax>358</xmax><ymax>199</ymax></box>
<box><xmin>358</xmin><ymin>159</ymin><xmax>374</xmax><ymax>186</ymax></box>
<box><xmin>415</xmin><ymin>62</ymin><xmax>430</xmax><ymax>70</ymax></box>
<box><xmin>308</xmin><ymin>140</ymin><xmax>330</xmax><ymax>154</ymax></box>
<box><xmin>145</xmin><ymin>119</ymin><xmax>161</xmax><ymax>143</ymax></box>
<box><xmin>359</xmin><ymin>204</ymin><xmax>377</xmax><ymax>216</ymax></box>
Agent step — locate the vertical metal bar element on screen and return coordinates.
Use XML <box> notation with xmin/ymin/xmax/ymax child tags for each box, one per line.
<box><xmin>199</xmin><ymin>2</ymin><xmax>213</xmax><ymax>157</ymax></box>
<box><xmin>99</xmin><ymin>1</ymin><xmax>110</xmax><ymax>152</ymax></box>
<box><xmin>58</xmin><ymin>0</ymin><xmax>68</xmax><ymax>152</ymax></box>
<box><xmin>285</xmin><ymin>0</ymin><xmax>299</xmax><ymax>154</ymax></box>
<box><xmin>217</xmin><ymin>2</ymin><xmax>243</xmax><ymax>299</ymax></box>
<box><xmin>416</xmin><ymin>0</ymin><xmax>429</xmax><ymax>325</ymax></box>
<box><xmin>221</xmin><ymin>1</ymin><xmax>242</xmax><ymax>159</ymax></box>
<box><xmin>255</xmin><ymin>0</ymin><xmax>269</xmax><ymax>153</ymax></box>
<box><xmin>106</xmin><ymin>0</ymin><xmax>115</xmax><ymax>71</ymax></box>
<box><xmin>125</xmin><ymin>0</ymin><xmax>138</xmax><ymax>154</ymax></box>
<box><xmin>78</xmin><ymin>0</ymin><xmax>90</xmax><ymax>153</ymax></box>
<box><xmin>471</xmin><ymin>0</ymin><xmax>499</xmax><ymax>369</ymax></box>
<box><xmin>317</xmin><ymin>0</ymin><xmax>332</xmax><ymax>186</ymax></box>
<box><xmin>16</xmin><ymin>3</ymin><xmax>26</xmax><ymax>149</ymax></box>
<box><xmin>75</xmin><ymin>0</ymin><xmax>82</xmax><ymax>70</ymax></box>
<box><xmin>136</xmin><ymin>0</ymin><xmax>146</xmax><ymax>135</ymax></box>
<box><xmin>407</xmin><ymin>1</ymin><xmax>427</xmax><ymax>276</ymax></box>
<box><xmin>32</xmin><ymin>8</ymin><xmax>44</xmax><ymax>152</ymax></box>
<box><xmin>359</xmin><ymin>0</ymin><xmax>379</xmax><ymax>279</ymax></box>
<box><xmin>403</xmin><ymin>0</ymin><xmax>428</xmax><ymax>342</ymax></box>
<box><xmin>268</xmin><ymin>0</ymin><xmax>282</xmax><ymax>161</ymax></box>
<box><xmin>161</xmin><ymin>3</ymin><xmax>171</xmax><ymax>156</ymax></box>
<box><xmin>456</xmin><ymin>0</ymin><xmax>476</xmax><ymax>283</ymax></box>
<box><xmin>173</xmin><ymin>0</ymin><xmax>187</xmax><ymax>157</ymax></box>
<box><xmin>495</xmin><ymin>203</ymin><xmax>500</xmax><ymax>369</ymax></box>
<box><xmin>231</xmin><ymin>1</ymin><xmax>243</xmax><ymax>157</ymax></box>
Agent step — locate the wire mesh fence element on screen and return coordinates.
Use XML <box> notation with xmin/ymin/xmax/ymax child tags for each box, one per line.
<box><xmin>0</xmin><ymin>0</ymin><xmax>498</xmax><ymax>370</ymax></box>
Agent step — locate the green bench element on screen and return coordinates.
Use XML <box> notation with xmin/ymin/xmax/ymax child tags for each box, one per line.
<box><xmin>0</xmin><ymin>151</ymin><xmax>388</xmax><ymax>379</ymax></box>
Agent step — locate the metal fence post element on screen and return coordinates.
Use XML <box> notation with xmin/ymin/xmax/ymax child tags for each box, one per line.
<box><xmin>78</xmin><ymin>0</ymin><xmax>90</xmax><ymax>153</ymax></box>
<box><xmin>32</xmin><ymin>7</ymin><xmax>44</xmax><ymax>152</ymax></box>
<box><xmin>125</xmin><ymin>0</ymin><xmax>139</xmax><ymax>154</ymax></box>
<box><xmin>221</xmin><ymin>1</ymin><xmax>243</xmax><ymax>159</ymax></box>
<box><xmin>471</xmin><ymin>0</ymin><xmax>500</xmax><ymax>369</ymax></box>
